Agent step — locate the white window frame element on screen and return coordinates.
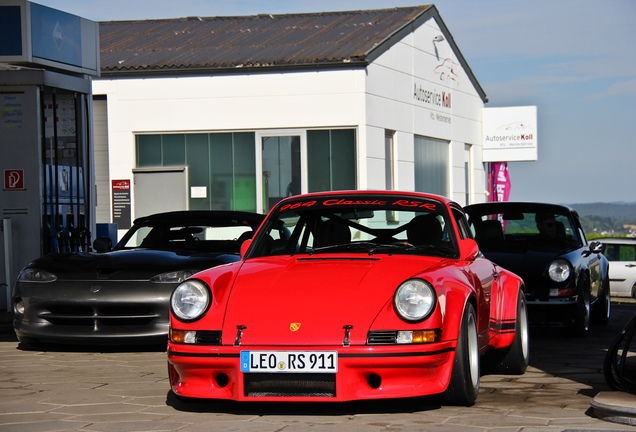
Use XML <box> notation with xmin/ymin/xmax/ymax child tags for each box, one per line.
<box><xmin>255</xmin><ymin>129</ymin><xmax>307</xmax><ymax>213</ymax></box>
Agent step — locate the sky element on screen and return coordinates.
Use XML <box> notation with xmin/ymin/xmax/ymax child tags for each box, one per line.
<box><xmin>34</xmin><ymin>0</ymin><xmax>636</xmax><ymax>204</ymax></box>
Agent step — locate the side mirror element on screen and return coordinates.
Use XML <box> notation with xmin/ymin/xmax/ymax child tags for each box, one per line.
<box><xmin>459</xmin><ymin>238</ymin><xmax>480</xmax><ymax>261</ymax></box>
<box><xmin>92</xmin><ymin>237</ymin><xmax>112</xmax><ymax>252</ymax></box>
<box><xmin>240</xmin><ymin>239</ymin><xmax>252</xmax><ymax>259</ymax></box>
<box><xmin>589</xmin><ymin>241</ymin><xmax>605</xmax><ymax>255</ymax></box>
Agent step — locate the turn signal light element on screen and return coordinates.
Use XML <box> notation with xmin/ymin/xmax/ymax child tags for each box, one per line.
<box><xmin>170</xmin><ymin>329</ymin><xmax>197</xmax><ymax>344</ymax></box>
<box><xmin>397</xmin><ymin>329</ymin><xmax>442</xmax><ymax>344</ymax></box>
<box><xmin>413</xmin><ymin>329</ymin><xmax>442</xmax><ymax>343</ymax></box>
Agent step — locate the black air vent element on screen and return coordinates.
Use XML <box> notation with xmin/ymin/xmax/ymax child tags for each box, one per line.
<box><xmin>244</xmin><ymin>373</ymin><xmax>336</xmax><ymax>397</ymax></box>
<box><xmin>196</xmin><ymin>330</ymin><xmax>222</xmax><ymax>345</ymax></box>
<box><xmin>367</xmin><ymin>330</ymin><xmax>397</xmax><ymax>345</ymax></box>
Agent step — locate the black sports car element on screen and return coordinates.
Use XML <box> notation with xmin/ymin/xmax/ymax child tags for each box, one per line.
<box><xmin>12</xmin><ymin>210</ymin><xmax>264</xmax><ymax>345</ymax></box>
<box><xmin>464</xmin><ymin>202</ymin><xmax>610</xmax><ymax>335</ymax></box>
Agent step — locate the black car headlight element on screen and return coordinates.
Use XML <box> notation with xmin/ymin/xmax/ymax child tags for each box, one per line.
<box><xmin>151</xmin><ymin>270</ymin><xmax>196</xmax><ymax>283</ymax></box>
<box><xmin>548</xmin><ymin>259</ymin><xmax>571</xmax><ymax>283</ymax></box>
<box><xmin>17</xmin><ymin>269</ymin><xmax>57</xmax><ymax>283</ymax></box>
<box><xmin>394</xmin><ymin>279</ymin><xmax>437</xmax><ymax>323</ymax></box>
<box><xmin>171</xmin><ymin>279</ymin><xmax>211</xmax><ymax>322</ymax></box>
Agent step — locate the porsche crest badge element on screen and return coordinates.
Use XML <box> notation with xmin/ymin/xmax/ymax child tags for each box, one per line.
<box><xmin>290</xmin><ymin>323</ymin><xmax>301</xmax><ymax>332</ymax></box>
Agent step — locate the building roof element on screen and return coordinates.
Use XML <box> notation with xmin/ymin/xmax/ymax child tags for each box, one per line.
<box><xmin>99</xmin><ymin>5</ymin><xmax>486</xmax><ymax>101</ymax></box>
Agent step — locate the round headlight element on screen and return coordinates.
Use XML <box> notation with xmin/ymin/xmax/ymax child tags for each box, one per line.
<box><xmin>18</xmin><ymin>269</ymin><xmax>57</xmax><ymax>283</ymax></box>
<box><xmin>171</xmin><ymin>279</ymin><xmax>211</xmax><ymax>322</ymax></box>
<box><xmin>394</xmin><ymin>279</ymin><xmax>437</xmax><ymax>323</ymax></box>
<box><xmin>13</xmin><ymin>298</ymin><xmax>25</xmax><ymax>317</ymax></box>
<box><xmin>548</xmin><ymin>259</ymin><xmax>571</xmax><ymax>283</ymax></box>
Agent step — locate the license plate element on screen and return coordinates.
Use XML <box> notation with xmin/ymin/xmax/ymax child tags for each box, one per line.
<box><xmin>240</xmin><ymin>351</ymin><xmax>338</xmax><ymax>373</ymax></box>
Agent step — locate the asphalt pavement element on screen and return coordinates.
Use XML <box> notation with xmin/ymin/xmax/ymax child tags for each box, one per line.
<box><xmin>0</xmin><ymin>303</ymin><xmax>635</xmax><ymax>431</ymax></box>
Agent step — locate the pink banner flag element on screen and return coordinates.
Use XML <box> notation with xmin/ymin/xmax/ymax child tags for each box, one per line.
<box><xmin>489</xmin><ymin>162</ymin><xmax>511</xmax><ymax>202</ymax></box>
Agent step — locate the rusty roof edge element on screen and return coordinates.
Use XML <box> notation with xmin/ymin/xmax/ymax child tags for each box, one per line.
<box><xmin>362</xmin><ymin>5</ymin><xmax>433</xmax><ymax>62</ymax></box>
<box><xmin>364</xmin><ymin>4</ymin><xmax>487</xmax><ymax>103</ymax></box>
<box><xmin>98</xmin><ymin>59</ymin><xmax>369</xmax><ymax>79</ymax></box>
<box><xmin>98</xmin><ymin>7</ymin><xmax>422</xmax><ymax>24</ymax></box>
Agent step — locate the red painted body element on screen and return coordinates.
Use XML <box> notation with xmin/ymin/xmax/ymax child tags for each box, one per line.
<box><xmin>167</xmin><ymin>191</ymin><xmax>524</xmax><ymax>402</ymax></box>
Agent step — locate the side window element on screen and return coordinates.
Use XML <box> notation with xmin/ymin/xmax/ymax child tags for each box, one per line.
<box><xmin>620</xmin><ymin>245</ymin><xmax>636</xmax><ymax>261</ymax></box>
<box><xmin>570</xmin><ymin>214</ymin><xmax>587</xmax><ymax>246</ymax></box>
<box><xmin>124</xmin><ymin>226</ymin><xmax>153</xmax><ymax>247</ymax></box>
<box><xmin>451</xmin><ymin>207</ymin><xmax>473</xmax><ymax>240</ymax></box>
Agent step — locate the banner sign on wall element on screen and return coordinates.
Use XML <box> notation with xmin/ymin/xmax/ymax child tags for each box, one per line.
<box><xmin>489</xmin><ymin>162</ymin><xmax>511</xmax><ymax>203</ymax></box>
<box><xmin>482</xmin><ymin>106</ymin><xmax>537</xmax><ymax>162</ymax></box>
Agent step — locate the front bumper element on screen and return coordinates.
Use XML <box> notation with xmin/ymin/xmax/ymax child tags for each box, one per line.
<box><xmin>167</xmin><ymin>342</ymin><xmax>456</xmax><ymax>402</ymax></box>
<box><xmin>526</xmin><ymin>295</ymin><xmax>578</xmax><ymax>306</ymax></box>
<box><xmin>13</xmin><ymin>280</ymin><xmax>175</xmax><ymax>345</ymax></box>
<box><xmin>525</xmin><ymin>294</ymin><xmax>579</xmax><ymax>325</ymax></box>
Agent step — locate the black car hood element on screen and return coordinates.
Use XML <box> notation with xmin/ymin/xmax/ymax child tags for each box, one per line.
<box><xmin>480</xmin><ymin>243</ymin><xmax>577</xmax><ymax>290</ymax></box>
<box><xmin>24</xmin><ymin>249</ymin><xmax>239</xmax><ymax>280</ymax></box>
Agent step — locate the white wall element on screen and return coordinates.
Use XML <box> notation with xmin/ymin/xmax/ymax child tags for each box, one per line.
<box><xmin>364</xmin><ymin>16</ymin><xmax>486</xmax><ymax>205</ymax></box>
<box><xmin>92</xmin><ymin>98</ymin><xmax>110</xmax><ymax>223</ymax></box>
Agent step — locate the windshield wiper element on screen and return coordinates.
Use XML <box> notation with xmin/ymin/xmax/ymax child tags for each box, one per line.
<box><xmin>367</xmin><ymin>243</ymin><xmax>411</xmax><ymax>255</ymax></box>
<box><xmin>310</xmin><ymin>242</ymin><xmax>410</xmax><ymax>256</ymax></box>
<box><xmin>309</xmin><ymin>242</ymin><xmax>456</xmax><ymax>258</ymax></box>
<box><xmin>309</xmin><ymin>242</ymin><xmax>378</xmax><ymax>255</ymax></box>
<box><xmin>403</xmin><ymin>244</ymin><xmax>457</xmax><ymax>258</ymax></box>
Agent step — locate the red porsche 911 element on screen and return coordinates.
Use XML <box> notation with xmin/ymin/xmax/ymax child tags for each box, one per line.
<box><xmin>167</xmin><ymin>191</ymin><xmax>528</xmax><ymax>406</ymax></box>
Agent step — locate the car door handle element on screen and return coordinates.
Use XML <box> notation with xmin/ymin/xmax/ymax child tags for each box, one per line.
<box><xmin>626</xmin><ymin>264</ymin><xmax>636</xmax><ymax>268</ymax></box>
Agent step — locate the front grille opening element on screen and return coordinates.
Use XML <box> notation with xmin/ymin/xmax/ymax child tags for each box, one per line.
<box><xmin>196</xmin><ymin>330</ymin><xmax>222</xmax><ymax>345</ymax></box>
<box><xmin>244</xmin><ymin>373</ymin><xmax>336</xmax><ymax>397</ymax></box>
<box><xmin>42</xmin><ymin>304</ymin><xmax>158</xmax><ymax>327</ymax></box>
<box><xmin>367</xmin><ymin>330</ymin><xmax>397</xmax><ymax>345</ymax></box>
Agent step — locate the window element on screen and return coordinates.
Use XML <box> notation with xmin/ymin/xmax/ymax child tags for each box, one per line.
<box><xmin>136</xmin><ymin>132</ymin><xmax>256</xmax><ymax>212</ymax></box>
<box><xmin>307</xmin><ymin>129</ymin><xmax>356</xmax><ymax>192</ymax></box>
<box><xmin>262</xmin><ymin>135</ymin><xmax>301</xmax><ymax>212</ymax></box>
<box><xmin>605</xmin><ymin>244</ymin><xmax>636</xmax><ymax>261</ymax></box>
<box><xmin>414</xmin><ymin>135</ymin><xmax>449</xmax><ymax>196</ymax></box>
<box><xmin>464</xmin><ymin>144</ymin><xmax>471</xmax><ymax>205</ymax></box>
<box><xmin>137</xmin><ymin>129</ymin><xmax>356</xmax><ymax>213</ymax></box>
<box><xmin>452</xmin><ymin>207</ymin><xmax>472</xmax><ymax>240</ymax></box>
<box><xmin>385</xmin><ymin>130</ymin><xmax>395</xmax><ymax>190</ymax></box>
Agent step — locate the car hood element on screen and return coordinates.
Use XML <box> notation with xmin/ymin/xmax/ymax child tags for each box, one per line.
<box><xmin>480</xmin><ymin>245</ymin><xmax>575</xmax><ymax>288</ymax></box>
<box><xmin>222</xmin><ymin>255</ymin><xmax>444</xmax><ymax>346</ymax></box>
<box><xmin>24</xmin><ymin>249</ymin><xmax>239</xmax><ymax>280</ymax></box>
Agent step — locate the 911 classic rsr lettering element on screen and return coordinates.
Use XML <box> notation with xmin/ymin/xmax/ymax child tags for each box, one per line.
<box><xmin>167</xmin><ymin>191</ymin><xmax>528</xmax><ymax>405</ymax></box>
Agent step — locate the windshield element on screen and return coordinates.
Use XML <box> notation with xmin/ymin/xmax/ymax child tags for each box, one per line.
<box><xmin>468</xmin><ymin>207</ymin><xmax>581</xmax><ymax>249</ymax></box>
<box><xmin>116</xmin><ymin>219</ymin><xmax>255</xmax><ymax>253</ymax></box>
<box><xmin>248</xmin><ymin>194</ymin><xmax>458</xmax><ymax>258</ymax></box>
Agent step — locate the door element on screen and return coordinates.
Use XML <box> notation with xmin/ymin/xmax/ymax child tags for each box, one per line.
<box><xmin>133</xmin><ymin>167</ymin><xmax>188</xmax><ymax>219</ymax></box>
<box><xmin>606</xmin><ymin>242</ymin><xmax>636</xmax><ymax>297</ymax></box>
<box><xmin>261</xmin><ymin>135</ymin><xmax>301</xmax><ymax>213</ymax></box>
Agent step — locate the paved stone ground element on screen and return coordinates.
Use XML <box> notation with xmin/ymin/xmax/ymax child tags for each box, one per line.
<box><xmin>0</xmin><ymin>304</ymin><xmax>635</xmax><ymax>432</ymax></box>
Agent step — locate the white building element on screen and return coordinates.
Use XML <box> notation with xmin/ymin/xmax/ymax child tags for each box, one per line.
<box><xmin>92</xmin><ymin>5</ymin><xmax>488</xmax><ymax>233</ymax></box>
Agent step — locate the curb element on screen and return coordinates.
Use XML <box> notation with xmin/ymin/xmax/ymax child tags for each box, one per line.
<box><xmin>591</xmin><ymin>391</ymin><xmax>636</xmax><ymax>426</ymax></box>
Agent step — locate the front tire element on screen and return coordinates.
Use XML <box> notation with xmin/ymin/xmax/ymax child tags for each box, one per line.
<box><xmin>443</xmin><ymin>303</ymin><xmax>479</xmax><ymax>406</ymax></box>
<box><xmin>592</xmin><ymin>279</ymin><xmax>610</xmax><ymax>325</ymax></box>
<box><xmin>572</xmin><ymin>274</ymin><xmax>591</xmax><ymax>337</ymax></box>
